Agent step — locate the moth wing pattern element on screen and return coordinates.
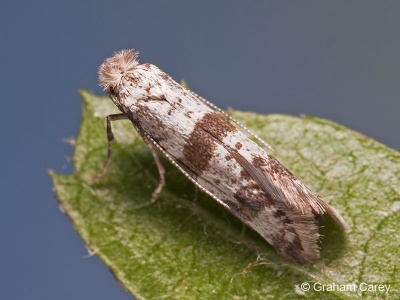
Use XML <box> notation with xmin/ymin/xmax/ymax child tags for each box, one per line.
<box><xmin>185</xmin><ymin>88</ymin><xmax>348</xmax><ymax>230</ymax></box>
<box><xmin>186</xmin><ymin>88</ymin><xmax>274</xmax><ymax>152</ymax></box>
<box><xmin>136</xmin><ymin>129</ymin><xmax>232</xmax><ymax>209</ymax></box>
<box><xmin>137</xmin><ymin>128</ymin><xmax>322</xmax><ymax>262</ymax></box>
<box><xmin>130</xmin><ymin>97</ymin><xmax>346</xmax><ymax>263</ymax></box>
<box><xmin>97</xmin><ymin>49</ymin><xmax>348</xmax><ymax>263</ymax></box>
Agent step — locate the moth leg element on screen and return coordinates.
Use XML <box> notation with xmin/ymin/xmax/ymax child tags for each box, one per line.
<box><xmin>92</xmin><ymin>113</ymin><xmax>128</xmax><ymax>184</ymax></box>
<box><xmin>143</xmin><ymin>137</ymin><xmax>166</xmax><ymax>202</ymax></box>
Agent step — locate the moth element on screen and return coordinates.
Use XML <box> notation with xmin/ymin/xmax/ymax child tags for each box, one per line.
<box><xmin>95</xmin><ymin>49</ymin><xmax>347</xmax><ymax>263</ymax></box>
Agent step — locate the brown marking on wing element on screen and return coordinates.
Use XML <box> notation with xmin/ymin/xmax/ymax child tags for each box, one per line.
<box><xmin>231</xmin><ymin>167</ymin><xmax>275</xmax><ymax>220</ymax></box>
<box><xmin>253</xmin><ymin>154</ymin><xmax>294</xmax><ymax>182</ymax></box>
<box><xmin>183</xmin><ymin>125</ymin><xmax>217</xmax><ymax>176</ymax></box>
<box><xmin>133</xmin><ymin>102</ymin><xmax>178</xmax><ymax>142</ymax></box>
<box><xmin>160</xmin><ymin>72</ymin><xmax>169</xmax><ymax>80</ymax></box>
<box><xmin>199</xmin><ymin>112</ymin><xmax>237</xmax><ymax>141</ymax></box>
<box><xmin>184</xmin><ymin>111</ymin><xmax>193</xmax><ymax>118</ymax></box>
<box><xmin>141</xmin><ymin>63</ymin><xmax>151</xmax><ymax>70</ymax></box>
<box><xmin>182</xmin><ymin>112</ymin><xmax>237</xmax><ymax>176</ymax></box>
<box><xmin>252</xmin><ymin>153</ymin><xmax>348</xmax><ymax>230</ymax></box>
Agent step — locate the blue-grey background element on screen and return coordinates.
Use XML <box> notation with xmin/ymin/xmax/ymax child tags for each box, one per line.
<box><xmin>2</xmin><ymin>1</ymin><xmax>399</xmax><ymax>299</ymax></box>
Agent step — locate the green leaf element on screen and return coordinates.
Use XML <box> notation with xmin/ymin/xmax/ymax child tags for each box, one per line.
<box><xmin>50</xmin><ymin>90</ymin><xmax>400</xmax><ymax>299</ymax></box>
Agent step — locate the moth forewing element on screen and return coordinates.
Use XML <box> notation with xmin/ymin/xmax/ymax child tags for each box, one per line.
<box><xmin>96</xmin><ymin>49</ymin><xmax>347</xmax><ymax>263</ymax></box>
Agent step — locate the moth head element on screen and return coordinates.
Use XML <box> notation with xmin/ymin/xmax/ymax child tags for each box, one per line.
<box><xmin>98</xmin><ymin>49</ymin><xmax>140</xmax><ymax>93</ymax></box>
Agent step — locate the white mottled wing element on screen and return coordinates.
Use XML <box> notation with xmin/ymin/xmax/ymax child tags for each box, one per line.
<box><xmin>186</xmin><ymin>89</ymin><xmax>347</xmax><ymax>229</ymax></box>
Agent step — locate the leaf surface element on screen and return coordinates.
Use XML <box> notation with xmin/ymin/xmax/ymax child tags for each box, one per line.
<box><xmin>50</xmin><ymin>90</ymin><xmax>400</xmax><ymax>299</ymax></box>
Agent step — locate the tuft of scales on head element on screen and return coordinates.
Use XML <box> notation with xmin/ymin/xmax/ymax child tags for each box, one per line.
<box><xmin>98</xmin><ymin>49</ymin><xmax>140</xmax><ymax>92</ymax></box>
